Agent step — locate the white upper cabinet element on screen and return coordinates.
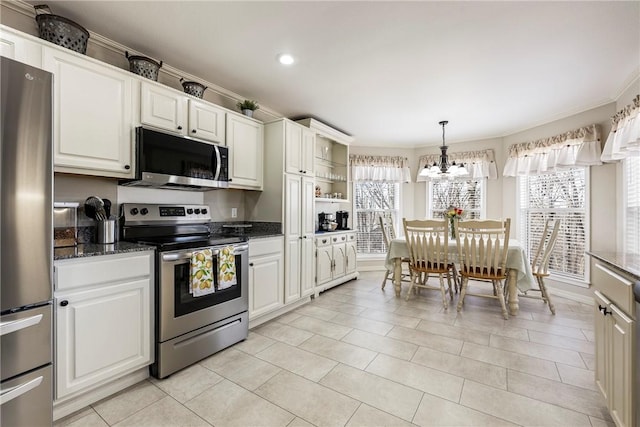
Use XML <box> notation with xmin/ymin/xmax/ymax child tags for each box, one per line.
<box><xmin>0</xmin><ymin>25</ymin><xmax>43</xmax><ymax>68</ymax></box>
<box><xmin>226</xmin><ymin>113</ymin><xmax>264</xmax><ymax>189</ymax></box>
<box><xmin>284</xmin><ymin>121</ymin><xmax>315</xmax><ymax>176</ymax></box>
<box><xmin>43</xmin><ymin>46</ymin><xmax>134</xmax><ymax>178</ymax></box>
<box><xmin>140</xmin><ymin>81</ymin><xmax>188</xmax><ymax>135</ymax></box>
<box><xmin>140</xmin><ymin>82</ymin><xmax>226</xmax><ymax>145</ymax></box>
<box><xmin>188</xmin><ymin>99</ymin><xmax>225</xmax><ymax>144</ymax></box>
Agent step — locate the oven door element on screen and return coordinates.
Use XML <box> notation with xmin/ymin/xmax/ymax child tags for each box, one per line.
<box><xmin>158</xmin><ymin>243</ymin><xmax>248</xmax><ymax>342</ymax></box>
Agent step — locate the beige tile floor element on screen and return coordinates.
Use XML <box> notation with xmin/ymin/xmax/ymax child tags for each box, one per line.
<box><xmin>55</xmin><ymin>271</ymin><xmax>613</xmax><ymax>427</ymax></box>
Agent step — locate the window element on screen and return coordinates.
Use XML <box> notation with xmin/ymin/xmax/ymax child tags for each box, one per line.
<box><xmin>624</xmin><ymin>156</ymin><xmax>640</xmax><ymax>254</ymax></box>
<box><xmin>354</xmin><ymin>181</ymin><xmax>400</xmax><ymax>254</ymax></box>
<box><xmin>428</xmin><ymin>178</ymin><xmax>485</xmax><ymax>219</ymax></box>
<box><xmin>519</xmin><ymin>168</ymin><xmax>589</xmax><ymax>284</ymax></box>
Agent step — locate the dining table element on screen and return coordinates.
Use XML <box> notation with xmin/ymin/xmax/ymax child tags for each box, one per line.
<box><xmin>384</xmin><ymin>237</ymin><xmax>536</xmax><ymax>316</ymax></box>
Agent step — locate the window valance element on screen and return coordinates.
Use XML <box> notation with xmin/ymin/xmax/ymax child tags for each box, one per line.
<box><xmin>601</xmin><ymin>95</ymin><xmax>640</xmax><ymax>162</ymax></box>
<box><xmin>503</xmin><ymin>124</ymin><xmax>602</xmax><ymax>177</ymax></box>
<box><xmin>416</xmin><ymin>149</ymin><xmax>498</xmax><ymax>182</ymax></box>
<box><xmin>349</xmin><ymin>155</ymin><xmax>411</xmax><ymax>182</ymax></box>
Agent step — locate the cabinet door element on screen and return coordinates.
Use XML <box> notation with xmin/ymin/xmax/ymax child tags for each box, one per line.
<box><xmin>300</xmin><ymin>176</ymin><xmax>316</xmax><ymax>296</ymax></box>
<box><xmin>227</xmin><ymin>114</ymin><xmax>264</xmax><ymax>189</ymax></box>
<box><xmin>345</xmin><ymin>241</ymin><xmax>357</xmax><ymax>275</ymax></box>
<box><xmin>188</xmin><ymin>99</ymin><xmax>225</xmax><ymax>144</ymax></box>
<box><xmin>0</xmin><ymin>28</ymin><xmax>42</xmax><ymax>67</ymax></box>
<box><xmin>301</xmin><ymin>236</ymin><xmax>315</xmax><ymax>297</ymax></box>
<box><xmin>301</xmin><ymin>128</ymin><xmax>316</xmax><ymax>176</ymax></box>
<box><xmin>608</xmin><ymin>303</ymin><xmax>634</xmax><ymax>427</ymax></box>
<box><xmin>593</xmin><ymin>291</ymin><xmax>609</xmax><ymax>401</ymax></box>
<box><xmin>55</xmin><ymin>278</ymin><xmax>151</xmax><ymax>399</ymax></box>
<box><xmin>332</xmin><ymin>243</ymin><xmax>347</xmax><ymax>279</ymax></box>
<box><xmin>284</xmin><ymin>121</ymin><xmax>303</xmax><ymax>175</ymax></box>
<box><xmin>140</xmin><ymin>81</ymin><xmax>186</xmax><ymax>134</ymax></box>
<box><xmin>284</xmin><ymin>236</ymin><xmax>301</xmax><ymax>303</ymax></box>
<box><xmin>249</xmin><ymin>253</ymin><xmax>284</xmax><ymax>319</ymax></box>
<box><xmin>316</xmin><ymin>246</ymin><xmax>333</xmax><ymax>285</ymax></box>
<box><xmin>43</xmin><ymin>48</ymin><xmax>134</xmax><ymax>178</ymax></box>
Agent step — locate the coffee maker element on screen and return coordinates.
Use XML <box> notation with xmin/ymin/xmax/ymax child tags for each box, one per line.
<box><xmin>318</xmin><ymin>212</ymin><xmax>336</xmax><ymax>231</ymax></box>
<box><xmin>336</xmin><ymin>210</ymin><xmax>349</xmax><ymax>230</ymax></box>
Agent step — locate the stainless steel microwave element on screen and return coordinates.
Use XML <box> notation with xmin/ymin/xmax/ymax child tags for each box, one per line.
<box><xmin>120</xmin><ymin>127</ymin><xmax>229</xmax><ymax>190</ymax></box>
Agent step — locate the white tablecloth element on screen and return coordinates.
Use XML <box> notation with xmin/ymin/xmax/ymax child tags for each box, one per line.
<box><xmin>384</xmin><ymin>238</ymin><xmax>536</xmax><ymax>292</ymax></box>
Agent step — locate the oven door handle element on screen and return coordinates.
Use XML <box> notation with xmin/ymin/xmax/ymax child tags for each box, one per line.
<box><xmin>161</xmin><ymin>244</ymin><xmax>248</xmax><ymax>262</ymax></box>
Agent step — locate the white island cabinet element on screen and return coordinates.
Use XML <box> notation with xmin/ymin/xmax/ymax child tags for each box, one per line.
<box><xmin>590</xmin><ymin>254</ymin><xmax>637</xmax><ymax>427</ymax></box>
<box><xmin>53</xmin><ymin>251</ymin><xmax>154</xmax><ymax>419</ymax></box>
<box><xmin>315</xmin><ymin>232</ymin><xmax>358</xmax><ymax>293</ymax></box>
<box><xmin>42</xmin><ymin>45</ymin><xmax>135</xmax><ymax>178</ymax></box>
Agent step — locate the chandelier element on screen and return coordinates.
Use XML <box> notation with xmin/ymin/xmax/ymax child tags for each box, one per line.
<box><xmin>419</xmin><ymin>120</ymin><xmax>469</xmax><ymax>179</ymax></box>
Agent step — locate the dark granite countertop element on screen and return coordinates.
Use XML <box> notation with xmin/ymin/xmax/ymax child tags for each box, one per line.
<box><xmin>241</xmin><ymin>231</ymin><xmax>284</xmax><ymax>239</ymax></box>
<box><xmin>54</xmin><ymin>242</ymin><xmax>154</xmax><ymax>261</ymax></box>
<box><xmin>587</xmin><ymin>251</ymin><xmax>640</xmax><ymax>280</ymax></box>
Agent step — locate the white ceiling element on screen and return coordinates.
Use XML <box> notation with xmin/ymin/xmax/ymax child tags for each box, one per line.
<box><xmin>25</xmin><ymin>1</ymin><xmax>640</xmax><ymax>147</ymax></box>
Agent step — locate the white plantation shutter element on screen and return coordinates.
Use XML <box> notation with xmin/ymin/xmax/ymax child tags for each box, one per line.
<box><xmin>624</xmin><ymin>157</ymin><xmax>640</xmax><ymax>254</ymax></box>
<box><xmin>519</xmin><ymin>168</ymin><xmax>589</xmax><ymax>283</ymax></box>
<box><xmin>355</xmin><ymin>182</ymin><xmax>400</xmax><ymax>254</ymax></box>
<box><xmin>428</xmin><ymin>179</ymin><xmax>485</xmax><ymax>219</ymax></box>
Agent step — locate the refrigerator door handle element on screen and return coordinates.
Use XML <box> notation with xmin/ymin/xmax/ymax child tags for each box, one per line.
<box><xmin>0</xmin><ymin>375</ymin><xmax>43</xmax><ymax>405</ymax></box>
<box><xmin>0</xmin><ymin>314</ymin><xmax>43</xmax><ymax>337</ymax></box>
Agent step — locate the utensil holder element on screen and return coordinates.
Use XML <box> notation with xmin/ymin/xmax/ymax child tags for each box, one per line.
<box><xmin>96</xmin><ymin>219</ymin><xmax>116</xmax><ymax>244</ymax></box>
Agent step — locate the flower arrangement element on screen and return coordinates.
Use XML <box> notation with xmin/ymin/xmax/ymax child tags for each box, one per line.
<box><xmin>445</xmin><ymin>206</ymin><xmax>464</xmax><ymax>238</ymax></box>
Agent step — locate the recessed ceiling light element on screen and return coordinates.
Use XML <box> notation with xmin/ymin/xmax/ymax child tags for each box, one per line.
<box><xmin>277</xmin><ymin>54</ymin><xmax>295</xmax><ymax>65</ymax></box>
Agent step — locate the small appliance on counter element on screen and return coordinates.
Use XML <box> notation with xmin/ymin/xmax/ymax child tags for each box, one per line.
<box><xmin>336</xmin><ymin>210</ymin><xmax>349</xmax><ymax>230</ymax></box>
<box><xmin>318</xmin><ymin>212</ymin><xmax>337</xmax><ymax>231</ymax></box>
<box><xmin>54</xmin><ymin>202</ymin><xmax>79</xmax><ymax>248</ymax></box>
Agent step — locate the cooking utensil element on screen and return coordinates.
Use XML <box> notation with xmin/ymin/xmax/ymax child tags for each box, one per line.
<box><xmin>103</xmin><ymin>198</ymin><xmax>112</xmax><ymax>218</ymax></box>
<box><xmin>84</xmin><ymin>196</ymin><xmax>106</xmax><ymax>221</ymax></box>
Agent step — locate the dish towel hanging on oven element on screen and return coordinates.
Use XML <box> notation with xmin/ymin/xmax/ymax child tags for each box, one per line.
<box><xmin>190</xmin><ymin>249</ymin><xmax>215</xmax><ymax>297</ymax></box>
<box><xmin>218</xmin><ymin>246</ymin><xmax>237</xmax><ymax>290</ymax></box>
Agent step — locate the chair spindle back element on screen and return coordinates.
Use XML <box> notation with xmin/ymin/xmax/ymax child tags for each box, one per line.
<box><xmin>455</xmin><ymin>219</ymin><xmax>511</xmax><ymax>278</ymax></box>
<box><xmin>531</xmin><ymin>219</ymin><xmax>560</xmax><ymax>276</ymax></box>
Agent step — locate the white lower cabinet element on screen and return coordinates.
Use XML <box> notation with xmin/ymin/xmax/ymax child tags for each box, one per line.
<box><xmin>592</xmin><ymin>259</ymin><xmax>636</xmax><ymax>427</ymax></box>
<box><xmin>248</xmin><ymin>237</ymin><xmax>284</xmax><ymax>319</ymax></box>
<box><xmin>53</xmin><ymin>251</ymin><xmax>153</xmax><ymax>401</ymax></box>
<box><xmin>315</xmin><ymin>232</ymin><xmax>358</xmax><ymax>292</ymax></box>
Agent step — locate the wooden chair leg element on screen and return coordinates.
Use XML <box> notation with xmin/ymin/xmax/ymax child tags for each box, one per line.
<box><xmin>446</xmin><ymin>271</ymin><xmax>453</xmax><ymax>301</ymax></box>
<box><xmin>494</xmin><ymin>280</ymin><xmax>509</xmax><ymax>320</ymax></box>
<box><xmin>538</xmin><ymin>276</ymin><xmax>556</xmax><ymax>315</ymax></box>
<box><xmin>405</xmin><ymin>270</ymin><xmax>416</xmax><ymax>301</ymax></box>
<box><xmin>381</xmin><ymin>270</ymin><xmax>389</xmax><ymax>290</ymax></box>
<box><xmin>439</xmin><ymin>273</ymin><xmax>448</xmax><ymax>310</ymax></box>
<box><xmin>457</xmin><ymin>277</ymin><xmax>469</xmax><ymax>312</ymax></box>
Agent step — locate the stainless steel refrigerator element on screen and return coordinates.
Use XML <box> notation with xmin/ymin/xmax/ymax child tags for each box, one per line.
<box><xmin>1</xmin><ymin>57</ymin><xmax>54</xmax><ymax>426</ymax></box>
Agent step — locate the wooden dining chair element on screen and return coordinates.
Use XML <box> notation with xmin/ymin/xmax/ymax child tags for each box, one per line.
<box><xmin>402</xmin><ymin>219</ymin><xmax>455</xmax><ymax>308</ymax></box>
<box><xmin>516</xmin><ymin>219</ymin><xmax>560</xmax><ymax>314</ymax></box>
<box><xmin>380</xmin><ymin>214</ymin><xmax>410</xmax><ymax>289</ymax></box>
<box><xmin>454</xmin><ymin>219</ymin><xmax>511</xmax><ymax>319</ymax></box>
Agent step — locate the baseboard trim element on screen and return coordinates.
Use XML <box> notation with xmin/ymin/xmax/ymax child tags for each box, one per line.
<box><xmin>248</xmin><ymin>297</ymin><xmax>311</xmax><ymax>329</ymax></box>
<box><xmin>547</xmin><ymin>287</ymin><xmax>594</xmax><ymax>305</ymax></box>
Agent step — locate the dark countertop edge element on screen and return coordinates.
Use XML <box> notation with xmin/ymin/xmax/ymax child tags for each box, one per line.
<box><xmin>244</xmin><ymin>233</ymin><xmax>284</xmax><ymax>239</ymax></box>
<box><xmin>54</xmin><ymin>242</ymin><xmax>155</xmax><ymax>261</ymax></box>
<box><xmin>586</xmin><ymin>251</ymin><xmax>640</xmax><ymax>281</ymax></box>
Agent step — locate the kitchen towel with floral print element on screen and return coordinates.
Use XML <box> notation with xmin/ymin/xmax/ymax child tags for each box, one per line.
<box><xmin>218</xmin><ymin>246</ymin><xmax>237</xmax><ymax>290</ymax></box>
<box><xmin>190</xmin><ymin>249</ymin><xmax>215</xmax><ymax>297</ymax></box>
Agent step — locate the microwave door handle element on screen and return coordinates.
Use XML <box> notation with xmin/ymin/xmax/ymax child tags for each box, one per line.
<box><xmin>213</xmin><ymin>146</ymin><xmax>221</xmax><ymax>180</ymax></box>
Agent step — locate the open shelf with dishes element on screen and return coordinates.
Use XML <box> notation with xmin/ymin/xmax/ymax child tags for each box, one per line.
<box><xmin>313</xmin><ymin>135</ymin><xmax>349</xmax><ymax>202</ymax></box>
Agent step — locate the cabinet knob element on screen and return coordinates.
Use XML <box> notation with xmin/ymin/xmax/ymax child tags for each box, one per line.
<box><xmin>249</xmin><ymin>262</ymin><xmax>254</xmax><ymax>267</ymax></box>
<box><xmin>124</xmin><ymin>164</ymin><xmax>131</xmax><ymax>170</ymax></box>
<box><xmin>177</xmin><ymin>125</ymin><xmax>183</xmax><ymax>130</ymax></box>
<box><xmin>228</xmin><ymin>179</ymin><xmax>232</xmax><ymax>182</ymax></box>
<box><xmin>192</xmin><ymin>129</ymin><xmax>197</xmax><ymax>133</ymax></box>
<box><xmin>60</xmin><ymin>300</ymin><xmax>69</xmax><ymax>307</ymax></box>
<box><xmin>299</xmin><ymin>170</ymin><xmax>303</xmax><ymax>173</ymax></box>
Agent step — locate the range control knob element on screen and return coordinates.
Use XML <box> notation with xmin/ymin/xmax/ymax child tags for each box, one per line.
<box><xmin>130</xmin><ymin>208</ymin><xmax>139</xmax><ymax>215</ymax></box>
<box><xmin>201</xmin><ymin>208</ymin><xmax>208</xmax><ymax>214</ymax></box>
<box><xmin>194</xmin><ymin>208</ymin><xmax>201</xmax><ymax>214</ymax></box>
<box><xmin>140</xmin><ymin>208</ymin><xmax>149</xmax><ymax>215</ymax></box>
<box><xmin>186</xmin><ymin>208</ymin><xmax>194</xmax><ymax>214</ymax></box>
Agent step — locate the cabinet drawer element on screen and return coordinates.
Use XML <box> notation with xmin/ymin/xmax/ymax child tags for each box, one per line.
<box><xmin>55</xmin><ymin>251</ymin><xmax>153</xmax><ymax>291</ymax></box>
<box><xmin>331</xmin><ymin>233</ymin><xmax>347</xmax><ymax>244</ymax></box>
<box><xmin>346</xmin><ymin>233</ymin><xmax>356</xmax><ymax>242</ymax></box>
<box><xmin>316</xmin><ymin>236</ymin><xmax>331</xmax><ymax>247</ymax></box>
<box><xmin>249</xmin><ymin>237</ymin><xmax>283</xmax><ymax>258</ymax></box>
<box><xmin>593</xmin><ymin>262</ymin><xmax>635</xmax><ymax>317</ymax></box>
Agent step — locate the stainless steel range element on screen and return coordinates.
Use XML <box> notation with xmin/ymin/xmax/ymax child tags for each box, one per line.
<box><xmin>121</xmin><ymin>203</ymin><xmax>248</xmax><ymax>379</ymax></box>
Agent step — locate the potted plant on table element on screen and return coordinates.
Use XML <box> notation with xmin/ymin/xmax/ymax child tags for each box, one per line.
<box><xmin>236</xmin><ymin>99</ymin><xmax>259</xmax><ymax>117</ymax></box>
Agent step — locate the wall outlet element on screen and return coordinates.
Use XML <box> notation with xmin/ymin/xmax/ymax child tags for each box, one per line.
<box><xmin>231</xmin><ymin>208</ymin><xmax>237</xmax><ymax>218</ymax></box>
